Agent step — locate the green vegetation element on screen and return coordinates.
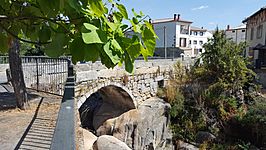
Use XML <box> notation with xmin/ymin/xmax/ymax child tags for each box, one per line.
<box><xmin>0</xmin><ymin>0</ymin><xmax>157</xmax><ymax>73</ymax></box>
<box><xmin>159</xmin><ymin>30</ymin><xmax>266</xmax><ymax>149</ymax></box>
<box><xmin>0</xmin><ymin>0</ymin><xmax>156</xmax><ymax>109</ymax></box>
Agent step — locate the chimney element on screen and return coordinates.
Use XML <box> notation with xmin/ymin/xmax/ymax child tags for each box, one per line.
<box><xmin>201</xmin><ymin>27</ymin><xmax>203</xmax><ymax>29</ymax></box>
<box><xmin>174</xmin><ymin>14</ymin><xmax>177</xmax><ymax>20</ymax></box>
<box><xmin>227</xmin><ymin>25</ymin><xmax>230</xmax><ymax>30</ymax></box>
<box><xmin>177</xmin><ymin>14</ymin><xmax>180</xmax><ymax>20</ymax></box>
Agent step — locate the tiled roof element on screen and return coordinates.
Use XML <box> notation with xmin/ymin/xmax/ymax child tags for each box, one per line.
<box><xmin>243</xmin><ymin>6</ymin><xmax>266</xmax><ymax>23</ymax></box>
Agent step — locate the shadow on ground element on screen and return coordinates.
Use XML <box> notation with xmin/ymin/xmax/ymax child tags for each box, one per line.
<box><xmin>14</xmin><ymin>98</ymin><xmax>57</xmax><ymax>150</ymax></box>
<box><xmin>0</xmin><ymin>83</ymin><xmax>40</xmax><ymax>110</ymax></box>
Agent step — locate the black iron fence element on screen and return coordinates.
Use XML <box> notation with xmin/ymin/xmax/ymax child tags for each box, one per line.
<box><xmin>0</xmin><ymin>56</ymin><xmax>71</xmax><ymax>95</ymax></box>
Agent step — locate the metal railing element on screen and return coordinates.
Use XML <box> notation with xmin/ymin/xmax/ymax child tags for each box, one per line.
<box><xmin>22</xmin><ymin>57</ymin><xmax>70</xmax><ymax>95</ymax></box>
<box><xmin>51</xmin><ymin>65</ymin><xmax>75</xmax><ymax>150</ymax></box>
<box><xmin>1</xmin><ymin>56</ymin><xmax>71</xmax><ymax>95</ymax></box>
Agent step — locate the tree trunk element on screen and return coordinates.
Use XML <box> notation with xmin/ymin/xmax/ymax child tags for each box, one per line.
<box><xmin>8</xmin><ymin>39</ymin><xmax>29</xmax><ymax>110</ymax></box>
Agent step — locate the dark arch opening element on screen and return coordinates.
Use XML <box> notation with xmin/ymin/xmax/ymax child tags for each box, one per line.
<box><xmin>79</xmin><ymin>85</ymin><xmax>135</xmax><ymax>132</ymax></box>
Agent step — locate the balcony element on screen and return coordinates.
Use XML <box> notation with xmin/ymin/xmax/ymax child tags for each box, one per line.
<box><xmin>180</xmin><ymin>28</ymin><xmax>189</xmax><ymax>35</ymax></box>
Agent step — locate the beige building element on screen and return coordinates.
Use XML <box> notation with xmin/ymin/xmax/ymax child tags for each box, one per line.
<box><xmin>243</xmin><ymin>6</ymin><xmax>266</xmax><ymax>69</ymax></box>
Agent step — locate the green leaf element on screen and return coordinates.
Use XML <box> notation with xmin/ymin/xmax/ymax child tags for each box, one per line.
<box><xmin>44</xmin><ymin>33</ymin><xmax>68</xmax><ymax>57</ymax></box>
<box><xmin>142</xmin><ymin>27</ymin><xmax>156</xmax><ymax>56</ymax></box>
<box><xmin>117</xmin><ymin>3</ymin><xmax>128</xmax><ymax>19</ymax></box>
<box><xmin>0</xmin><ymin>33</ymin><xmax>8</xmax><ymax>54</ymax></box>
<box><xmin>113</xmin><ymin>12</ymin><xmax>123</xmax><ymax>23</ymax></box>
<box><xmin>132</xmin><ymin>17</ymin><xmax>138</xmax><ymax>24</ymax></box>
<box><xmin>88</xmin><ymin>0</ymin><xmax>106</xmax><ymax>17</ymax></box>
<box><xmin>125</xmin><ymin>51</ymin><xmax>134</xmax><ymax>73</ymax></box>
<box><xmin>83</xmin><ymin>23</ymin><xmax>99</xmax><ymax>30</ymax></box>
<box><xmin>38</xmin><ymin>0</ymin><xmax>58</xmax><ymax>17</ymax></box>
<box><xmin>103</xmin><ymin>41</ymin><xmax>120</xmax><ymax>64</ymax></box>
<box><xmin>38</xmin><ymin>26</ymin><xmax>51</xmax><ymax>42</ymax></box>
<box><xmin>111</xmin><ymin>39</ymin><xmax>122</xmax><ymax>52</ymax></box>
<box><xmin>144</xmin><ymin>21</ymin><xmax>158</xmax><ymax>38</ymax></box>
<box><xmin>126</xmin><ymin>37</ymin><xmax>141</xmax><ymax>60</ymax></box>
<box><xmin>70</xmin><ymin>37</ymin><xmax>99</xmax><ymax>63</ymax></box>
<box><xmin>84</xmin><ymin>44</ymin><xmax>100</xmax><ymax>62</ymax></box>
<box><xmin>67</xmin><ymin>0</ymin><xmax>81</xmax><ymax>12</ymax></box>
<box><xmin>82</xmin><ymin>23</ymin><xmax>106</xmax><ymax>44</ymax></box>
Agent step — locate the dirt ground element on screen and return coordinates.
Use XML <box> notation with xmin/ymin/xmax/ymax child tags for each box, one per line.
<box><xmin>0</xmin><ymin>86</ymin><xmax>61</xmax><ymax>150</ymax></box>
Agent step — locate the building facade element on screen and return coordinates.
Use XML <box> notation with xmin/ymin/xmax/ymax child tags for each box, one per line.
<box><xmin>152</xmin><ymin>14</ymin><xmax>212</xmax><ymax>58</ymax></box>
<box><xmin>225</xmin><ymin>24</ymin><xmax>246</xmax><ymax>44</ymax></box>
<box><xmin>189</xmin><ymin>26</ymin><xmax>213</xmax><ymax>57</ymax></box>
<box><xmin>243</xmin><ymin>6</ymin><xmax>266</xmax><ymax>69</ymax></box>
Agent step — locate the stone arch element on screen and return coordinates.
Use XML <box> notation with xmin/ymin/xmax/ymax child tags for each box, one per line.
<box><xmin>78</xmin><ymin>82</ymin><xmax>136</xmax><ymax>131</ymax></box>
<box><xmin>77</xmin><ymin>82</ymin><xmax>137</xmax><ymax>109</ymax></box>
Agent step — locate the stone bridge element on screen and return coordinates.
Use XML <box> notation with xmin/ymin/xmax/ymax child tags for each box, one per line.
<box><xmin>75</xmin><ymin>59</ymin><xmax>177</xmax><ymax>110</ymax></box>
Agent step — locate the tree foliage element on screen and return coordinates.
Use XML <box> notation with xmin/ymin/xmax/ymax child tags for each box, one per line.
<box><xmin>0</xmin><ymin>0</ymin><xmax>157</xmax><ymax>72</ymax></box>
<box><xmin>193</xmin><ymin>30</ymin><xmax>255</xmax><ymax>94</ymax></box>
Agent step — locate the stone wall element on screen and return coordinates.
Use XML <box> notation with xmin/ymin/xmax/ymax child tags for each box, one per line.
<box><xmin>75</xmin><ymin>59</ymin><xmax>175</xmax><ymax>108</ymax></box>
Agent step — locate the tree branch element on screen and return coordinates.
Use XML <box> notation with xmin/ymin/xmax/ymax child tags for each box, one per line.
<box><xmin>0</xmin><ymin>23</ymin><xmax>50</xmax><ymax>45</ymax></box>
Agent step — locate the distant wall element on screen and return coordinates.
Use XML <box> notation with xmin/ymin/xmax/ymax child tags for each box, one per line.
<box><xmin>154</xmin><ymin>47</ymin><xmax>184</xmax><ymax>58</ymax></box>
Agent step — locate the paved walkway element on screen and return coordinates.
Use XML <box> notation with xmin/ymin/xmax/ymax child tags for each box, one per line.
<box><xmin>0</xmin><ymin>85</ymin><xmax>61</xmax><ymax>150</ymax></box>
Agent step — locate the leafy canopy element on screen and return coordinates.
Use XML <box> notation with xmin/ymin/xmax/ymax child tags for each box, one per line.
<box><xmin>193</xmin><ymin>30</ymin><xmax>255</xmax><ymax>92</ymax></box>
<box><xmin>0</xmin><ymin>0</ymin><xmax>157</xmax><ymax>72</ymax></box>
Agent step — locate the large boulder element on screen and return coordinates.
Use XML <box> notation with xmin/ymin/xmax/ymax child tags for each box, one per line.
<box><xmin>93</xmin><ymin>135</ymin><xmax>131</xmax><ymax>150</ymax></box>
<box><xmin>195</xmin><ymin>131</ymin><xmax>216</xmax><ymax>144</ymax></box>
<box><xmin>83</xmin><ymin>129</ymin><xmax>97</xmax><ymax>150</ymax></box>
<box><xmin>96</xmin><ymin>97</ymin><xmax>173</xmax><ymax>150</ymax></box>
<box><xmin>176</xmin><ymin>140</ymin><xmax>199</xmax><ymax>150</ymax></box>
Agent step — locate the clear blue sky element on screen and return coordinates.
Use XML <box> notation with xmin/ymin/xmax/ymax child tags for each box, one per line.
<box><xmin>122</xmin><ymin>0</ymin><xmax>266</xmax><ymax>30</ymax></box>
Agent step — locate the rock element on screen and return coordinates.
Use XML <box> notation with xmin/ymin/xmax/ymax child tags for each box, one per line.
<box><xmin>79</xmin><ymin>92</ymin><xmax>103</xmax><ymax>130</ymax></box>
<box><xmin>176</xmin><ymin>140</ymin><xmax>198</xmax><ymax>150</ymax></box>
<box><xmin>96</xmin><ymin>97</ymin><xmax>173</xmax><ymax>150</ymax></box>
<box><xmin>93</xmin><ymin>135</ymin><xmax>131</xmax><ymax>150</ymax></box>
<box><xmin>195</xmin><ymin>131</ymin><xmax>216</xmax><ymax>144</ymax></box>
<box><xmin>83</xmin><ymin>129</ymin><xmax>97</xmax><ymax>150</ymax></box>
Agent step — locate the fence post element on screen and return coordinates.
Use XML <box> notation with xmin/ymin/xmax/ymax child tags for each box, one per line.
<box><xmin>35</xmin><ymin>57</ymin><xmax>39</xmax><ymax>92</ymax></box>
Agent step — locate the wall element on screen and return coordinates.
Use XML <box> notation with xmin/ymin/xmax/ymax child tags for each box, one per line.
<box><xmin>189</xmin><ymin>31</ymin><xmax>212</xmax><ymax>57</ymax></box>
<box><xmin>153</xmin><ymin>22</ymin><xmax>176</xmax><ymax>48</ymax></box>
<box><xmin>246</xmin><ymin>21</ymin><xmax>266</xmax><ymax>60</ymax></box>
<box><xmin>75</xmin><ymin>59</ymin><xmax>176</xmax><ymax>108</ymax></box>
<box><xmin>225</xmin><ymin>28</ymin><xmax>246</xmax><ymax>44</ymax></box>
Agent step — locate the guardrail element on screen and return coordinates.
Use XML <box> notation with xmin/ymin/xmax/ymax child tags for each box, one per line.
<box><xmin>1</xmin><ymin>56</ymin><xmax>71</xmax><ymax>95</ymax></box>
<box><xmin>51</xmin><ymin>65</ymin><xmax>76</xmax><ymax>150</ymax></box>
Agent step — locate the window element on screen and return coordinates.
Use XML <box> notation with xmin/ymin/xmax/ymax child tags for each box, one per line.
<box><xmin>193</xmin><ymin>40</ymin><xmax>197</xmax><ymax>44</ymax></box>
<box><xmin>179</xmin><ymin>38</ymin><xmax>187</xmax><ymax>47</ymax></box>
<box><xmin>180</xmin><ymin>25</ymin><xmax>189</xmax><ymax>34</ymax></box>
<box><xmin>250</xmin><ymin>27</ymin><xmax>254</xmax><ymax>40</ymax></box>
<box><xmin>199</xmin><ymin>40</ymin><xmax>203</xmax><ymax>45</ymax></box>
<box><xmin>189</xmin><ymin>40</ymin><xmax>191</xmax><ymax>44</ymax></box>
<box><xmin>199</xmin><ymin>49</ymin><xmax>203</xmax><ymax>53</ymax></box>
<box><xmin>199</xmin><ymin>32</ymin><xmax>204</xmax><ymax>36</ymax></box>
<box><xmin>194</xmin><ymin>31</ymin><xmax>198</xmax><ymax>36</ymax></box>
<box><xmin>242</xmin><ymin>30</ymin><xmax>246</xmax><ymax>32</ymax></box>
<box><xmin>232</xmin><ymin>30</ymin><xmax>235</xmax><ymax>33</ymax></box>
<box><xmin>190</xmin><ymin>31</ymin><xmax>192</xmax><ymax>35</ymax></box>
<box><xmin>257</xmin><ymin>25</ymin><xmax>263</xmax><ymax>39</ymax></box>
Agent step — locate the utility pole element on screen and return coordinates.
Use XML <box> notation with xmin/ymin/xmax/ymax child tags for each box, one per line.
<box><xmin>164</xmin><ymin>26</ymin><xmax>167</xmax><ymax>59</ymax></box>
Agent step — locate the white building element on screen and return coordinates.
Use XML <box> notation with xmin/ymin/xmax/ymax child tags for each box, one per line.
<box><xmin>152</xmin><ymin>14</ymin><xmax>212</xmax><ymax>57</ymax></box>
<box><xmin>188</xmin><ymin>26</ymin><xmax>213</xmax><ymax>57</ymax></box>
<box><xmin>225</xmin><ymin>24</ymin><xmax>246</xmax><ymax>44</ymax></box>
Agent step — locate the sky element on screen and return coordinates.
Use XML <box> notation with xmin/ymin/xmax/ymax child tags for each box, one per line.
<box><xmin>121</xmin><ymin>0</ymin><xmax>266</xmax><ymax>30</ymax></box>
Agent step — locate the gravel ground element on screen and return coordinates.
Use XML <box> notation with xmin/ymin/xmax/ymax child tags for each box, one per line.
<box><xmin>0</xmin><ymin>87</ymin><xmax>61</xmax><ymax>150</ymax></box>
